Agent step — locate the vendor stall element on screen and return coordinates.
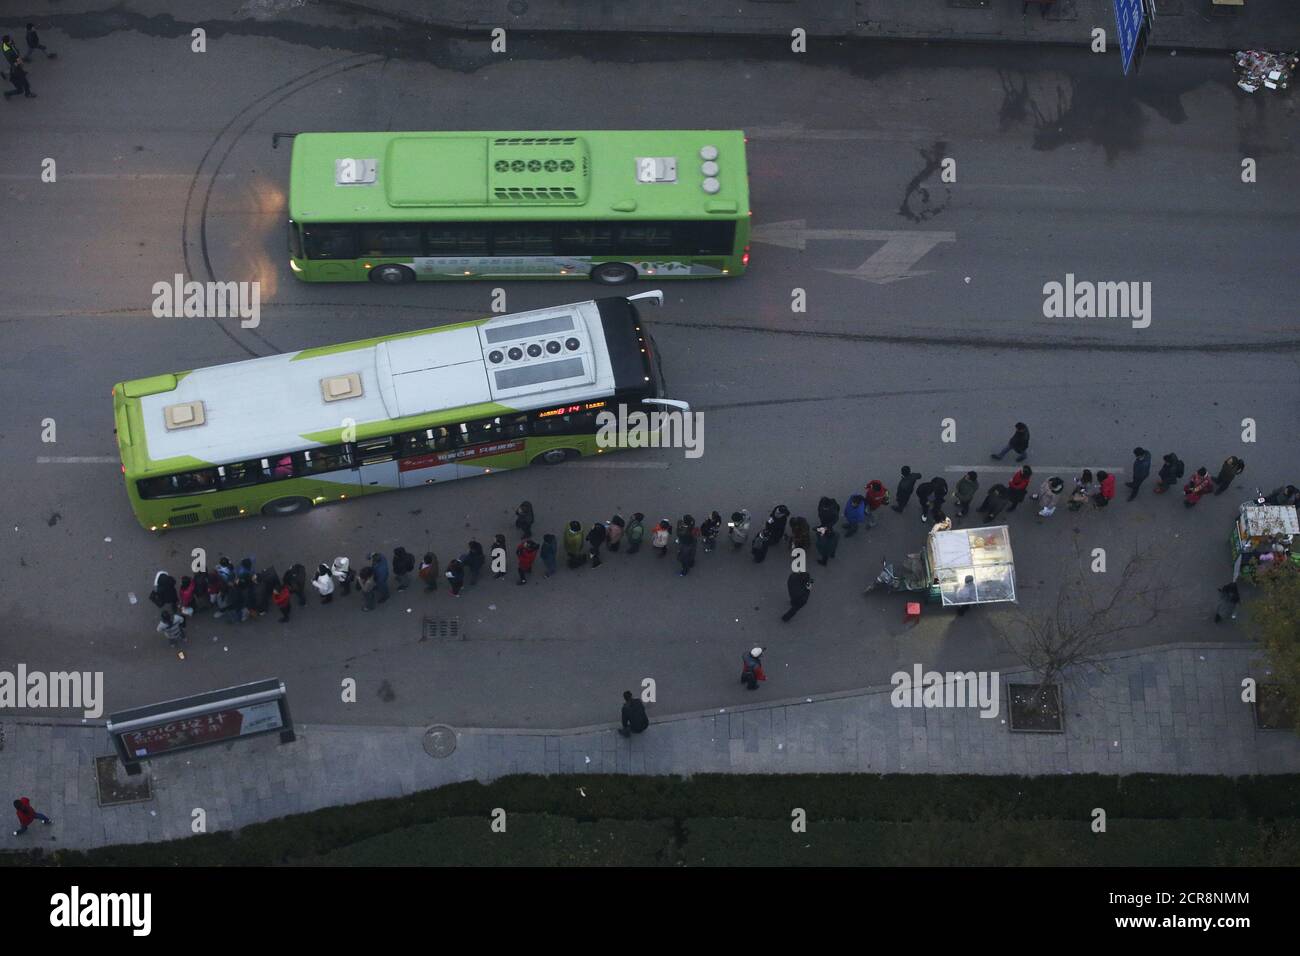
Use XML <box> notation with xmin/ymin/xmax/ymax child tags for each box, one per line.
<box><xmin>926</xmin><ymin>525</ymin><xmax>1017</xmax><ymax>607</ymax></box>
<box><xmin>1231</xmin><ymin>503</ymin><xmax>1299</xmax><ymax>582</ymax></box>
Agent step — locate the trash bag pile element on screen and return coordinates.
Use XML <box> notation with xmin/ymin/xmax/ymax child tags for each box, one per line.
<box><xmin>1233</xmin><ymin>50</ymin><xmax>1297</xmax><ymax>93</ymax></box>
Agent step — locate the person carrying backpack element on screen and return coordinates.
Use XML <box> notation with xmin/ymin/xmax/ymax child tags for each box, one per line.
<box><xmin>390</xmin><ymin>547</ymin><xmax>414</xmax><ymax>591</ymax></box>
<box><xmin>651</xmin><ymin>520</ymin><xmax>671</xmax><ymax>558</ymax></box>
<box><xmin>1154</xmin><ymin>453</ymin><xmax>1184</xmax><ymax>494</ymax></box>
<box><xmin>607</xmin><ymin>514</ymin><xmax>625</xmax><ymax>552</ymax></box>
<box><xmin>564</xmin><ymin>522</ymin><xmax>586</xmax><ymax>569</ymax></box>
<box><xmin>516</xmin><ymin>538</ymin><xmax>539</xmax><ymax>584</ymax></box>
<box><xmin>842</xmin><ymin>494</ymin><xmax>866</xmax><ymax>537</ymax></box>
<box><xmin>740</xmin><ymin>647</ymin><xmax>766</xmax><ymax>690</ymax></box>
<box><xmin>626</xmin><ymin>513</ymin><xmax>645</xmax><ymax>554</ymax></box>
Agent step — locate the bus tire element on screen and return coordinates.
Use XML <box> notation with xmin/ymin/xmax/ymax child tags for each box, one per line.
<box><xmin>590</xmin><ymin>262</ymin><xmax>637</xmax><ymax>285</ymax></box>
<box><xmin>262</xmin><ymin>497</ymin><xmax>314</xmax><ymax>517</ymax></box>
<box><xmin>370</xmin><ymin>264</ymin><xmax>416</xmax><ymax>285</ymax></box>
<box><xmin>532</xmin><ymin>448</ymin><xmax>579</xmax><ymax>466</ymax></box>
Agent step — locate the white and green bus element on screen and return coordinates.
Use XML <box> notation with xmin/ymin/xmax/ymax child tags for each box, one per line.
<box><xmin>287</xmin><ymin>130</ymin><xmax>750</xmax><ymax>285</ymax></box>
<box><xmin>113</xmin><ymin>292</ymin><xmax>681</xmax><ymax>531</ymax></box>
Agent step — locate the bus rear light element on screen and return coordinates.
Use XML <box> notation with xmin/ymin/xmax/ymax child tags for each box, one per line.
<box><xmin>742</xmin><ymin>246</ymin><xmax>750</xmax><ymax>267</ymax></box>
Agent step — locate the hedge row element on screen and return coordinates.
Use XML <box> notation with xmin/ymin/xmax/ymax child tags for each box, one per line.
<box><xmin>9</xmin><ymin>773</ymin><xmax>1300</xmax><ymax>867</ymax></box>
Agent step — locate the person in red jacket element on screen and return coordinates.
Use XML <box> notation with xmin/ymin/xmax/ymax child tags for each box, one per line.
<box><xmin>515</xmin><ymin>537</ymin><xmax>539</xmax><ymax>585</ymax></box>
<box><xmin>1093</xmin><ymin>470</ymin><xmax>1117</xmax><ymax>508</ymax></box>
<box><xmin>1005</xmin><ymin>465</ymin><xmax>1033</xmax><ymax>512</ymax></box>
<box><xmin>271</xmin><ymin>581</ymin><xmax>292</xmax><ymax>623</ymax></box>
<box><xmin>1183</xmin><ymin>468</ymin><xmax>1214</xmax><ymax>507</ymax></box>
<box><xmin>12</xmin><ymin>797</ymin><xmax>52</xmax><ymax>836</ymax></box>
<box><xmin>864</xmin><ymin>480</ymin><xmax>890</xmax><ymax>513</ymax></box>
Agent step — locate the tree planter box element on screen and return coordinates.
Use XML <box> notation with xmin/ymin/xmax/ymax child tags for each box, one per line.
<box><xmin>1253</xmin><ymin>685</ymin><xmax>1297</xmax><ymax>731</ymax></box>
<box><xmin>1008</xmin><ymin>682</ymin><xmax>1064</xmax><ymax>733</ymax></box>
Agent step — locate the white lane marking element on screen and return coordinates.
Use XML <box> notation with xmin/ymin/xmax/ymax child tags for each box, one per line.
<box><xmin>945</xmin><ymin>465</ymin><xmax>1126</xmax><ymax>475</ymax></box>
<box><xmin>0</xmin><ymin>173</ymin><xmax>235</xmax><ymax>180</ymax></box>
<box><xmin>559</xmin><ymin>460</ymin><xmax>670</xmax><ymax>470</ymax></box>
<box><xmin>37</xmin><ymin>456</ymin><xmax>118</xmax><ymax>463</ymax></box>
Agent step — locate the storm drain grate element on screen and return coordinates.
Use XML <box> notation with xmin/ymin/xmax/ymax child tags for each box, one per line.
<box><xmin>422</xmin><ymin>616</ymin><xmax>461</xmax><ymax>640</ymax></box>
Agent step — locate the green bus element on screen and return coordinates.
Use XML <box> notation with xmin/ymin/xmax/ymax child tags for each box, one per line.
<box><xmin>287</xmin><ymin>130</ymin><xmax>750</xmax><ymax>285</ymax></box>
<box><xmin>112</xmin><ymin>292</ymin><xmax>682</xmax><ymax>531</ymax></box>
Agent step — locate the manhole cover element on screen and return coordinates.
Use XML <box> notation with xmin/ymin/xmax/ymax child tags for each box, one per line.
<box><xmin>95</xmin><ymin>755</ymin><xmax>154</xmax><ymax>807</ymax></box>
<box><xmin>422</xmin><ymin>725</ymin><xmax>458</xmax><ymax>758</ymax></box>
<box><xmin>422</xmin><ymin>616</ymin><xmax>461</xmax><ymax>640</ymax></box>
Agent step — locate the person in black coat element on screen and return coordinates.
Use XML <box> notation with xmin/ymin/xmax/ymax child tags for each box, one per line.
<box><xmin>765</xmin><ymin>505</ymin><xmax>789</xmax><ymax>544</ymax></box>
<box><xmin>892</xmin><ymin>466</ymin><xmax>919</xmax><ymax>513</ymax></box>
<box><xmin>991</xmin><ymin>422</ymin><xmax>1030</xmax><ymax>462</ymax></box>
<box><xmin>618</xmin><ymin>691</ymin><xmax>649</xmax><ymax>737</ymax></box>
<box><xmin>1126</xmin><ymin>448</ymin><xmax>1152</xmax><ymax>500</ymax></box>
<box><xmin>586</xmin><ymin>522</ymin><xmax>607</xmax><ymax>568</ymax></box>
<box><xmin>782</xmin><ymin>571</ymin><xmax>813</xmax><ymax>622</ymax></box>
<box><xmin>978</xmin><ymin>485</ymin><xmax>1010</xmax><ymax>523</ymax></box>
<box><xmin>816</xmin><ymin>496</ymin><xmax>840</xmax><ymax>529</ymax></box>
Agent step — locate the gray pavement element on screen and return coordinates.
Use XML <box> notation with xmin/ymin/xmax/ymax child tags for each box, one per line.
<box><xmin>355</xmin><ymin>0</ymin><xmax>1300</xmax><ymax>51</ymax></box>
<box><xmin>3</xmin><ymin>642</ymin><xmax>1296</xmax><ymax>850</ymax></box>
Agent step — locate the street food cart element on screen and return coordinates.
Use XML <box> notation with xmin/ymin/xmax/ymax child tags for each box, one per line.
<box><xmin>925</xmin><ymin>525</ymin><xmax>1017</xmax><ymax>607</ymax></box>
<box><xmin>1231</xmin><ymin>503</ymin><xmax>1299</xmax><ymax>582</ymax></box>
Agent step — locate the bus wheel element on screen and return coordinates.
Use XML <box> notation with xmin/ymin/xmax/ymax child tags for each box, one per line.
<box><xmin>590</xmin><ymin>262</ymin><xmax>637</xmax><ymax>285</ymax></box>
<box><xmin>262</xmin><ymin>497</ymin><xmax>313</xmax><ymax>517</ymax></box>
<box><xmin>533</xmin><ymin>448</ymin><xmax>578</xmax><ymax>466</ymax></box>
<box><xmin>370</xmin><ymin>264</ymin><xmax>416</xmax><ymax>285</ymax></box>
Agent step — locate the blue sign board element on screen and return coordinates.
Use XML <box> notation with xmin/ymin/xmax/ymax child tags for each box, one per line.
<box><xmin>1114</xmin><ymin>0</ymin><xmax>1145</xmax><ymax>75</ymax></box>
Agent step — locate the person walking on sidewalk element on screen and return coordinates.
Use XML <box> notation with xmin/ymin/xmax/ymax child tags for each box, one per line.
<box><xmin>626</xmin><ymin>513</ymin><xmax>645</xmax><ymax>553</ymax></box>
<box><xmin>1005</xmin><ymin>465</ymin><xmax>1033</xmax><ymax>512</ymax></box>
<box><xmin>676</xmin><ymin>527</ymin><xmax>697</xmax><ymax>577</ymax></box>
<box><xmin>461</xmin><ymin>542</ymin><xmax>483</xmax><ymax>587</ymax></box>
<box><xmin>1214</xmin><ymin>582</ymin><xmax>1241</xmax><ymax>623</ymax></box>
<box><xmin>516</xmin><ymin>537</ymin><xmax>539</xmax><ymax>584</ymax></box>
<box><xmin>514</xmin><ymin>500</ymin><xmax>535</xmax><ymax>539</ymax></box>
<box><xmin>991</xmin><ymin>422</ymin><xmax>1030</xmax><ymax>462</ymax></box>
<box><xmin>700</xmin><ymin>511</ymin><xmax>723</xmax><ymax>553</ymax></box>
<box><xmin>1035</xmin><ymin>476</ymin><xmax>1064</xmax><ymax>518</ymax></box>
<box><xmin>331</xmin><ymin>556</ymin><xmax>355</xmax><ymax>597</ymax></box>
<box><xmin>540</xmin><ymin>534</ymin><xmax>558</xmax><ymax>576</ymax></box>
<box><xmin>358</xmin><ymin>566</ymin><xmax>377</xmax><ymax>610</ymax></box>
<box><xmin>156</xmin><ymin>609</ymin><xmax>187</xmax><ymax>660</ymax></box>
<box><xmin>892</xmin><ymin>466</ymin><xmax>919</xmax><ymax>513</ymax></box>
<box><xmin>586</xmin><ymin>521</ymin><xmax>607</xmax><ymax>568</ymax></box>
<box><xmin>12</xmin><ymin>797</ymin><xmax>52</xmax><ymax>837</ymax></box>
<box><xmin>782</xmin><ymin>571</ymin><xmax>813</xmax><ymax>622</ymax></box>
<box><xmin>443</xmin><ymin>559</ymin><xmax>465</xmax><ymax>597</ymax></box>
<box><xmin>1213</xmin><ymin>456</ymin><xmax>1246</xmax><ymax>495</ymax></box>
<box><xmin>618</xmin><ymin>690</ymin><xmax>649</xmax><ymax>737</ymax></box>
<box><xmin>954</xmin><ymin>471</ymin><xmax>979</xmax><ymax>522</ymax></box>
<box><xmin>272</xmin><ymin>580</ymin><xmax>292</xmax><ymax>623</ymax></box>
<box><xmin>418</xmin><ymin>552</ymin><xmax>440</xmax><ymax>592</ymax></box>
<box><xmin>392</xmin><ymin>546</ymin><xmax>415</xmax><ymax>590</ymax></box>
<box><xmin>25</xmin><ymin>25</ymin><xmax>52</xmax><ymax>58</ymax></box>
<box><xmin>750</xmin><ymin>526</ymin><xmax>771</xmax><ymax>563</ymax></box>
<box><xmin>842</xmin><ymin>494</ymin><xmax>866</xmax><ymax>537</ymax></box>
<box><xmin>1154</xmin><ymin>453</ymin><xmax>1185</xmax><ymax>494</ymax></box>
<box><xmin>371</xmin><ymin>551</ymin><xmax>392</xmax><ymax>601</ymax></box>
<box><xmin>740</xmin><ymin>647</ymin><xmax>767</xmax><ymax>690</ymax></box>
<box><xmin>564</xmin><ymin>521</ymin><xmax>587</xmax><ymax>569</ymax></box>
<box><xmin>1126</xmin><ymin>448</ymin><xmax>1152</xmax><ymax>500</ymax></box>
<box><xmin>814</xmin><ymin>524</ymin><xmax>838</xmax><ymax>566</ymax></box>
<box><xmin>977</xmin><ymin>485</ymin><xmax>1009</xmax><ymax>524</ymax></box>
<box><xmin>1183</xmin><ymin>467</ymin><xmax>1214</xmax><ymax>507</ymax></box>
<box><xmin>1093</xmin><ymin>470</ymin><xmax>1117</xmax><ymax>509</ymax></box>
<box><xmin>651</xmin><ymin>519</ymin><xmax>671</xmax><ymax>558</ymax></box>
<box><xmin>312</xmin><ymin>564</ymin><xmax>335</xmax><ymax>604</ymax></box>
<box><xmin>607</xmin><ymin>514</ymin><xmax>625</xmax><ymax>552</ymax></box>
<box><xmin>490</xmin><ymin>535</ymin><xmax>508</xmax><ymax>580</ymax></box>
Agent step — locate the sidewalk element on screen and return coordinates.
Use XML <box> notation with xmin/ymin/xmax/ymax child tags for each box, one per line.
<box><xmin>345</xmin><ymin>0</ymin><xmax>1300</xmax><ymax>52</ymax></box>
<box><xmin>3</xmin><ymin>642</ymin><xmax>1296</xmax><ymax>849</ymax></box>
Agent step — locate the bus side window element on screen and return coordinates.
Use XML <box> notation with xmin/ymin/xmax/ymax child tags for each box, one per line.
<box><xmin>425</xmin><ymin>224</ymin><xmax>488</xmax><ymax>255</ymax></box>
<box><xmin>468</xmin><ymin>417</ymin><xmax>504</xmax><ymax>442</ymax></box>
<box><xmin>360</xmin><ymin>224</ymin><xmax>422</xmax><ymax>257</ymax></box>
<box><xmin>492</xmin><ymin>223</ymin><xmax>556</xmax><ymax>256</ymax></box>
<box><xmin>271</xmin><ymin>454</ymin><xmax>296</xmax><ymax>479</ymax></box>
<box><xmin>501</xmin><ymin>414</ymin><xmax>529</xmax><ymax>437</ymax></box>
<box><xmin>303</xmin><ymin>224</ymin><xmax>358</xmax><ymax>260</ymax></box>
<box><xmin>300</xmin><ymin>444</ymin><xmax>352</xmax><ymax>474</ymax></box>
<box><xmin>218</xmin><ymin>460</ymin><xmax>265</xmax><ymax>489</ymax></box>
<box><xmin>690</xmin><ymin>220</ymin><xmax>736</xmax><ymax>255</ymax></box>
<box><xmin>137</xmin><ymin>468</ymin><xmax>219</xmax><ymax>499</ymax></box>
<box><xmin>616</xmin><ymin>222</ymin><xmax>675</xmax><ymax>254</ymax></box>
<box><xmin>557</xmin><ymin>223</ymin><xmax>614</xmax><ymax>255</ymax></box>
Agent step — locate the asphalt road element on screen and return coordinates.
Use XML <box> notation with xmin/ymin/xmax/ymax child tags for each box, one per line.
<box><xmin>1</xmin><ymin>3</ymin><xmax>1297</xmax><ymax>729</ymax></box>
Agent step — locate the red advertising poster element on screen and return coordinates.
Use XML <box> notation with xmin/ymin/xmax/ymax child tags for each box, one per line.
<box><xmin>398</xmin><ymin>439</ymin><xmax>524</xmax><ymax>472</ymax></box>
<box><xmin>121</xmin><ymin>700</ymin><xmax>284</xmax><ymax>758</ymax></box>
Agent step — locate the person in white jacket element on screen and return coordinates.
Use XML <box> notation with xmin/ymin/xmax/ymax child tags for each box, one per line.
<box><xmin>312</xmin><ymin>563</ymin><xmax>335</xmax><ymax>604</ymax></box>
<box><xmin>331</xmin><ymin>556</ymin><xmax>354</xmax><ymax>596</ymax></box>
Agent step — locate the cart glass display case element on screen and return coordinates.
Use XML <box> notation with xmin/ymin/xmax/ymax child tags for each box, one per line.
<box><xmin>926</xmin><ymin>526</ymin><xmax>1016</xmax><ymax>606</ymax></box>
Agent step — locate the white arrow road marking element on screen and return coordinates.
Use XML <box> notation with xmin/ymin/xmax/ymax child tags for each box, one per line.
<box><xmin>37</xmin><ymin>456</ymin><xmax>119</xmax><ymax>463</ymax></box>
<box><xmin>750</xmin><ymin>220</ymin><xmax>955</xmax><ymax>284</ymax></box>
